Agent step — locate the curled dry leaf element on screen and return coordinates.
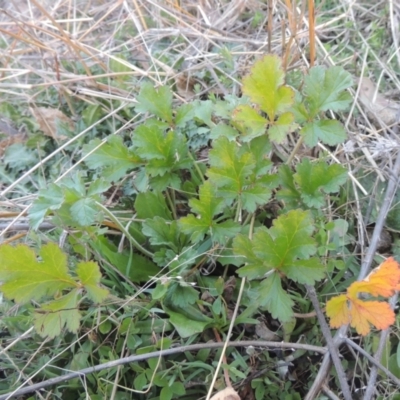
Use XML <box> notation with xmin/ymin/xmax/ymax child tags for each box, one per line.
<box><xmin>174</xmin><ymin>72</ymin><xmax>197</xmax><ymax>100</ymax></box>
<box><xmin>0</xmin><ymin>133</ymin><xmax>26</xmax><ymax>156</ymax></box>
<box><xmin>255</xmin><ymin>320</ymin><xmax>280</xmax><ymax>341</ymax></box>
<box><xmin>30</xmin><ymin>107</ymin><xmax>74</xmax><ymax>140</ymax></box>
<box><xmin>0</xmin><ymin>118</ymin><xmax>26</xmax><ymax>156</ymax></box>
<box><xmin>210</xmin><ymin>387</ymin><xmax>241</xmax><ymax>400</ymax></box>
<box><xmin>357</xmin><ymin>77</ymin><xmax>400</xmax><ymax>126</ymax></box>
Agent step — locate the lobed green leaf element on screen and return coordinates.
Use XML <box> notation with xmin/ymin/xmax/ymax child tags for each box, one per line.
<box><xmin>207</xmin><ymin>137</ymin><xmax>272</xmax><ymax>212</ymax></box>
<box><xmin>303</xmin><ymin>66</ymin><xmax>353</xmax><ymax>115</ymax></box>
<box><xmin>0</xmin><ymin>243</ymin><xmax>76</xmax><ymax>304</ymax></box>
<box><xmin>34</xmin><ymin>289</ymin><xmax>81</xmax><ymax>338</ymax></box>
<box><xmin>294</xmin><ymin>158</ymin><xmax>348</xmax><ymax>208</ymax></box>
<box><xmin>132</xmin><ymin>121</ymin><xmax>191</xmax><ymax>190</ymax></box>
<box><xmin>232</xmin><ymin>104</ymin><xmax>267</xmax><ymax>141</ymax></box>
<box><xmin>256</xmin><ymin>273</ymin><xmax>294</xmax><ymax>322</ymax></box>
<box><xmin>135</xmin><ymin>191</ymin><xmax>172</xmax><ymax>220</ymax></box>
<box><xmin>165</xmin><ymin>283</ymin><xmax>199</xmax><ymax>308</ymax></box>
<box><xmin>242</xmin><ymin>55</ymin><xmax>294</xmax><ymax>120</ymax></box>
<box><xmin>301</xmin><ymin>119</ymin><xmax>347</xmax><ymax>147</ymax></box>
<box><xmin>83</xmin><ymin>135</ymin><xmax>141</xmax><ymax>181</ymax></box>
<box><xmin>282</xmin><ymin>258</ymin><xmax>325</xmax><ymax>284</ymax></box>
<box><xmin>70</xmin><ymin>197</ymin><xmax>99</xmax><ymax>226</ymax></box>
<box><xmin>179</xmin><ymin>181</ymin><xmax>241</xmax><ymax>243</ymax></box>
<box><xmin>29</xmin><ymin>184</ymin><xmax>64</xmax><ymax>230</ymax></box>
<box><xmin>234</xmin><ymin>210</ymin><xmax>324</xmax><ymax>285</ymax></box>
<box><xmin>76</xmin><ymin>261</ymin><xmax>109</xmax><ymax>303</ymax></box>
<box><xmin>210</xmin><ymin>123</ymin><xmax>239</xmax><ymax>140</ymax></box>
<box><xmin>135</xmin><ymin>82</ymin><xmax>173</xmax><ymax>124</ymax></box>
<box><xmin>268</xmin><ymin>112</ymin><xmax>296</xmax><ymax>144</ymax></box>
<box><xmin>143</xmin><ymin>217</ymin><xmax>184</xmax><ymax>252</ymax></box>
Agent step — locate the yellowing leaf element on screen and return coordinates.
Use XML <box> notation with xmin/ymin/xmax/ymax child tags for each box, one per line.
<box><xmin>0</xmin><ymin>243</ymin><xmax>76</xmax><ymax>303</ymax></box>
<box><xmin>76</xmin><ymin>261</ymin><xmax>109</xmax><ymax>303</ymax></box>
<box><xmin>34</xmin><ymin>289</ymin><xmax>81</xmax><ymax>338</ymax></box>
<box><xmin>326</xmin><ymin>294</ymin><xmax>350</xmax><ymax>328</ymax></box>
<box><xmin>232</xmin><ymin>104</ymin><xmax>267</xmax><ymax>141</ymax></box>
<box><xmin>0</xmin><ymin>243</ymin><xmax>108</xmax><ymax>338</ymax></box>
<box><xmin>242</xmin><ymin>55</ymin><xmax>294</xmax><ymax>120</ymax></box>
<box><xmin>348</xmin><ymin>257</ymin><xmax>400</xmax><ymax>298</ymax></box>
<box><xmin>326</xmin><ymin>257</ymin><xmax>400</xmax><ymax>335</ymax></box>
<box><xmin>349</xmin><ymin>298</ymin><xmax>395</xmax><ymax>336</ymax></box>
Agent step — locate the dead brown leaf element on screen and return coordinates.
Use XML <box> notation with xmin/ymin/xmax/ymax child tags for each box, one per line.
<box><xmin>0</xmin><ymin>118</ymin><xmax>26</xmax><ymax>156</ymax></box>
<box><xmin>357</xmin><ymin>77</ymin><xmax>400</xmax><ymax>126</ymax></box>
<box><xmin>0</xmin><ymin>134</ymin><xmax>26</xmax><ymax>156</ymax></box>
<box><xmin>255</xmin><ymin>320</ymin><xmax>280</xmax><ymax>341</ymax></box>
<box><xmin>30</xmin><ymin>107</ymin><xmax>74</xmax><ymax>140</ymax></box>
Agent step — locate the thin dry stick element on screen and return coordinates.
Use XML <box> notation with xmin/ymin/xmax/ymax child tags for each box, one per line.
<box><xmin>77</xmin><ymin>0</ymin><xmax>123</xmax><ymax>42</ymax></box>
<box><xmin>211</xmin><ymin>328</ymin><xmax>231</xmax><ymax>388</ymax></box>
<box><xmin>306</xmin><ymin>285</ymin><xmax>351</xmax><ymax>400</ymax></box>
<box><xmin>322</xmin><ymin>384</ymin><xmax>340</xmax><ymax>400</ymax></box>
<box><xmin>267</xmin><ymin>0</ymin><xmax>273</xmax><ymax>53</ymax></box>
<box><xmin>344</xmin><ymin>332</ymin><xmax>400</xmax><ymax>388</ymax></box>
<box><xmin>0</xmin><ymin>328</ymin><xmax>34</xmax><ymax>357</ymax></box>
<box><xmin>131</xmin><ymin>0</ymin><xmax>148</xmax><ymax>31</ymax></box>
<box><xmin>29</xmin><ymin>0</ymin><xmax>105</xmax><ymax>75</ymax></box>
<box><xmin>205</xmin><ymin>277</ymin><xmax>246</xmax><ymax>400</ymax></box>
<box><xmin>308</xmin><ymin>0</ymin><xmax>315</xmax><ymax>67</ymax></box>
<box><xmin>282</xmin><ymin>0</ymin><xmax>298</xmax><ymax>70</ymax></box>
<box><xmin>305</xmin><ymin>149</ymin><xmax>400</xmax><ymax>399</ymax></box>
<box><xmin>0</xmin><ymin>340</ymin><xmax>326</xmax><ymax>400</ymax></box>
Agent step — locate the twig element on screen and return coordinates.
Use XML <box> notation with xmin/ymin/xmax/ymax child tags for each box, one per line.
<box><xmin>308</xmin><ymin>0</ymin><xmax>315</xmax><ymax>67</ymax></box>
<box><xmin>0</xmin><ymin>328</ymin><xmax>34</xmax><ymax>357</ymax></box>
<box><xmin>306</xmin><ymin>285</ymin><xmax>352</xmax><ymax>400</ymax></box>
<box><xmin>322</xmin><ymin>384</ymin><xmax>340</xmax><ymax>400</ymax></box>
<box><xmin>211</xmin><ymin>328</ymin><xmax>231</xmax><ymax>387</ymax></box>
<box><xmin>0</xmin><ymin>340</ymin><xmax>326</xmax><ymax>400</ymax></box>
<box><xmin>0</xmin><ymin>222</ymin><xmax>54</xmax><ymax>231</ymax></box>
<box><xmin>344</xmin><ymin>334</ymin><xmax>400</xmax><ymax>388</ymax></box>
<box><xmin>205</xmin><ymin>277</ymin><xmax>246</xmax><ymax>400</ymax></box>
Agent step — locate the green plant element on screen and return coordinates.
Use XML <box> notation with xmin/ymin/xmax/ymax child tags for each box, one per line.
<box><xmin>0</xmin><ymin>55</ymin><xmax>354</xmax><ymax>398</ymax></box>
<box><xmin>0</xmin><ymin>242</ymin><xmax>108</xmax><ymax>338</ymax></box>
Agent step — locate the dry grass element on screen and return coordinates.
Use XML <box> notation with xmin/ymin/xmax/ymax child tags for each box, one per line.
<box><xmin>0</xmin><ymin>1</ymin><xmax>399</xmax><ymax>195</ymax></box>
<box><xmin>1</xmin><ymin>0</ymin><xmax>400</xmax><ymax>399</ymax></box>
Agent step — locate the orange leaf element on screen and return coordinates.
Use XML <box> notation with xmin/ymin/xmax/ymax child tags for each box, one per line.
<box><xmin>326</xmin><ymin>294</ymin><xmax>350</xmax><ymax>328</ymax></box>
<box><xmin>348</xmin><ymin>257</ymin><xmax>400</xmax><ymax>299</ymax></box>
<box><xmin>349</xmin><ymin>298</ymin><xmax>395</xmax><ymax>336</ymax></box>
<box><xmin>326</xmin><ymin>257</ymin><xmax>400</xmax><ymax>335</ymax></box>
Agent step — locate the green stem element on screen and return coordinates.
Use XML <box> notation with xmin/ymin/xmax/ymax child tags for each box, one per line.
<box><xmin>165</xmin><ymin>189</ymin><xmax>177</xmax><ymax>220</ymax></box>
<box><xmin>242</xmin><ymin>212</ymin><xmax>253</xmax><ymax>226</ymax></box>
<box><xmin>249</xmin><ymin>213</ymin><xmax>256</xmax><ymax>240</ymax></box>
<box><xmin>187</xmin><ymin>151</ymin><xmax>205</xmax><ymax>183</ymax></box>
<box><xmin>286</xmin><ymin>135</ymin><xmax>304</xmax><ymax>165</ymax></box>
<box><xmin>234</xmin><ymin>198</ymin><xmax>242</xmax><ymax>223</ymax></box>
<box><xmin>96</xmin><ymin>202</ymin><xmax>154</xmax><ymax>258</ymax></box>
